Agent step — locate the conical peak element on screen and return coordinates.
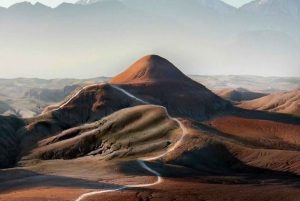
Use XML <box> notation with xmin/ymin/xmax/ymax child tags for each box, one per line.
<box><xmin>110</xmin><ymin>55</ymin><xmax>192</xmax><ymax>84</ymax></box>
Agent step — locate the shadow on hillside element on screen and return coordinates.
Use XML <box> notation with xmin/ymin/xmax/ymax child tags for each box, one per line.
<box><xmin>117</xmin><ymin>143</ymin><xmax>300</xmax><ymax>188</ymax></box>
<box><xmin>0</xmin><ymin>168</ymin><xmax>123</xmax><ymax>193</ymax></box>
<box><xmin>193</xmin><ymin>121</ymin><xmax>300</xmax><ymax>151</ymax></box>
<box><xmin>230</xmin><ymin>107</ymin><xmax>300</xmax><ymax>125</ymax></box>
<box><xmin>0</xmin><ymin>115</ymin><xmax>25</xmax><ymax>169</ymax></box>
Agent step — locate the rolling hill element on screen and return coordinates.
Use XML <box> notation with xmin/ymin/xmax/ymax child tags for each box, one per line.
<box><xmin>238</xmin><ymin>88</ymin><xmax>300</xmax><ymax>116</ymax></box>
<box><xmin>216</xmin><ymin>88</ymin><xmax>268</xmax><ymax>102</ymax></box>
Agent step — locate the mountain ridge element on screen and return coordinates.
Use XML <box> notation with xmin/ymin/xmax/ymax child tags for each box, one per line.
<box><xmin>76</xmin><ymin>0</ymin><xmax>237</xmax><ymax>15</ymax></box>
<box><xmin>2</xmin><ymin>0</ymin><xmax>300</xmax><ymax>20</ymax></box>
<box><xmin>240</xmin><ymin>0</ymin><xmax>300</xmax><ymax>19</ymax></box>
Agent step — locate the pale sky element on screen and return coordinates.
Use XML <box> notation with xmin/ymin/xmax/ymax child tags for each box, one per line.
<box><xmin>0</xmin><ymin>0</ymin><xmax>253</xmax><ymax>8</ymax></box>
<box><xmin>222</xmin><ymin>0</ymin><xmax>253</xmax><ymax>7</ymax></box>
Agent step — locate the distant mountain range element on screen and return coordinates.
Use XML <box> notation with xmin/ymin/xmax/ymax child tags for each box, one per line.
<box><xmin>240</xmin><ymin>0</ymin><xmax>300</xmax><ymax>20</ymax></box>
<box><xmin>0</xmin><ymin>0</ymin><xmax>299</xmax><ymax>78</ymax></box>
<box><xmin>1</xmin><ymin>0</ymin><xmax>299</xmax><ymax>22</ymax></box>
<box><xmin>76</xmin><ymin>0</ymin><xmax>300</xmax><ymax>20</ymax></box>
<box><xmin>76</xmin><ymin>0</ymin><xmax>237</xmax><ymax>15</ymax></box>
<box><xmin>0</xmin><ymin>0</ymin><xmax>299</xmax><ymax>20</ymax></box>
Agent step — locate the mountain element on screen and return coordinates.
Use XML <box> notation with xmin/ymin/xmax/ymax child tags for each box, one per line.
<box><xmin>240</xmin><ymin>0</ymin><xmax>300</xmax><ymax>20</ymax></box>
<box><xmin>238</xmin><ymin>88</ymin><xmax>300</xmax><ymax>116</ymax></box>
<box><xmin>196</xmin><ymin>0</ymin><xmax>237</xmax><ymax>14</ymax></box>
<box><xmin>24</xmin><ymin>105</ymin><xmax>181</xmax><ymax>161</ymax></box>
<box><xmin>110</xmin><ymin>55</ymin><xmax>194</xmax><ymax>84</ymax></box>
<box><xmin>13</xmin><ymin>55</ymin><xmax>230</xmax><ymax>165</ymax></box>
<box><xmin>6</xmin><ymin>2</ymin><xmax>52</xmax><ymax>18</ymax></box>
<box><xmin>76</xmin><ymin>0</ymin><xmax>237</xmax><ymax>15</ymax></box>
<box><xmin>18</xmin><ymin>83</ymin><xmax>144</xmax><ymax>157</ymax></box>
<box><xmin>110</xmin><ymin>55</ymin><xmax>231</xmax><ymax>120</ymax></box>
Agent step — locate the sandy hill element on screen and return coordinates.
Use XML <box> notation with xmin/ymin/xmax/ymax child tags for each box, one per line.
<box><xmin>110</xmin><ymin>55</ymin><xmax>194</xmax><ymax>84</ymax></box>
<box><xmin>17</xmin><ymin>84</ymin><xmax>144</xmax><ymax>158</ymax></box>
<box><xmin>216</xmin><ymin>88</ymin><xmax>268</xmax><ymax>102</ymax></box>
<box><xmin>238</xmin><ymin>88</ymin><xmax>300</xmax><ymax>116</ymax></box>
<box><xmin>23</xmin><ymin>105</ymin><xmax>181</xmax><ymax>161</ymax></box>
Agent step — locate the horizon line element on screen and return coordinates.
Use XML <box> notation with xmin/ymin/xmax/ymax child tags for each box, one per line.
<box><xmin>1</xmin><ymin>74</ymin><xmax>299</xmax><ymax>80</ymax></box>
<box><xmin>0</xmin><ymin>0</ymin><xmax>243</xmax><ymax>9</ymax></box>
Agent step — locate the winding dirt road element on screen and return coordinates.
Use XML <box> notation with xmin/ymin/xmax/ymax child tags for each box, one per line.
<box><xmin>49</xmin><ymin>83</ymin><xmax>186</xmax><ymax>201</ymax></box>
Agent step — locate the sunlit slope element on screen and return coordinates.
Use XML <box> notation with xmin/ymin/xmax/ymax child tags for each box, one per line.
<box><xmin>238</xmin><ymin>88</ymin><xmax>300</xmax><ymax>116</ymax></box>
<box><xmin>23</xmin><ymin>105</ymin><xmax>181</xmax><ymax>161</ymax></box>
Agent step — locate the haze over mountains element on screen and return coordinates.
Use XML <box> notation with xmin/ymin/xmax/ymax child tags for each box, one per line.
<box><xmin>77</xmin><ymin>0</ymin><xmax>300</xmax><ymax>20</ymax></box>
<box><xmin>76</xmin><ymin>0</ymin><xmax>237</xmax><ymax>15</ymax></box>
<box><xmin>0</xmin><ymin>0</ymin><xmax>299</xmax><ymax>78</ymax></box>
<box><xmin>240</xmin><ymin>0</ymin><xmax>300</xmax><ymax>19</ymax></box>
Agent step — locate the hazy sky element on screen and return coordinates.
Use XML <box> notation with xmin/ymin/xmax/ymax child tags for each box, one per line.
<box><xmin>0</xmin><ymin>0</ymin><xmax>253</xmax><ymax>8</ymax></box>
<box><xmin>2</xmin><ymin>0</ymin><xmax>297</xmax><ymax>79</ymax></box>
<box><xmin>222</xmin><ymin>0</ymin><xmax>253</xmax><ymax>7</ymax></box>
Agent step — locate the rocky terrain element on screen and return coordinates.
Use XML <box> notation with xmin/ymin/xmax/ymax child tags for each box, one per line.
<box><xmin>0</xmin><ymin>55</ymin><xmax>300</xmax><ymax>201</ymax></box>
<box><xmin>0</xmin><ymin>77</ymin><xmax>109</xmax><ymax>118</ymax></box>
<box><xmin>0</xmin><ymin>73</ymin><xmax>298</xmax><ymax>119</ymax></box>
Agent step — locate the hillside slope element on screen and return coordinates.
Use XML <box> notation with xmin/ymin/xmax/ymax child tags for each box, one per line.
<box><xmin>238</xmin><ymin>88</ymin><xmax>300</xmax><ymax>116</ymax></box>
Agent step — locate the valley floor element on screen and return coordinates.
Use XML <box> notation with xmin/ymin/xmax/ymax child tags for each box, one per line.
<box><xmin>1</xmin><ymin>155</ymin><xmax>300</xmax><ymax>201</ymax></box>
